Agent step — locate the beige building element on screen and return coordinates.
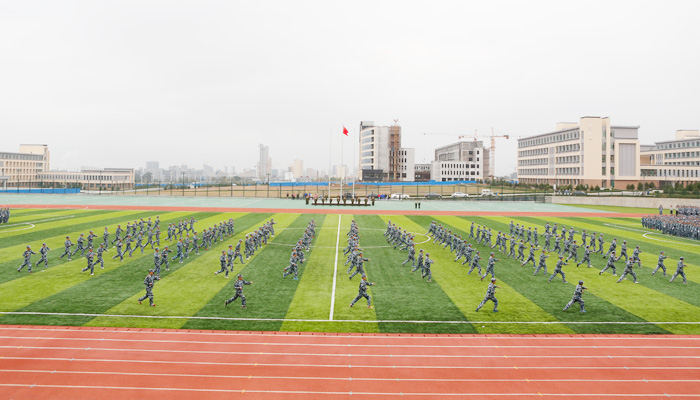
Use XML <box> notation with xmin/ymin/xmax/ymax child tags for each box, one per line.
<box><xmin>517</xmin><ymin>117</ymin><xmax>641</xmax><ymax>188</ymax></box>
<box><xmin>640</xmin><ymin>130</ymin><xmax>700</xmax><ymax>187</ymax></box>
<box><xmin>433</xmin><ymin>140</ymin><xmax>488</xmax><ymax>182</ymax></box>
<box><xmin>0</xmin><ymin>144</ymin><xmax>50</xmax><ymax>187</ymax></box>
<box><xmin>38</xmin><ymin>168</ymin><xmax>135</xmax><ymax>190</ymax></box>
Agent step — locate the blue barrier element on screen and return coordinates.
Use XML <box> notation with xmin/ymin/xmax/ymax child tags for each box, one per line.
<box><xmin>0</xmin><ymin>188</ymin><xmax>81</xmax><ymax>194</ymax></box>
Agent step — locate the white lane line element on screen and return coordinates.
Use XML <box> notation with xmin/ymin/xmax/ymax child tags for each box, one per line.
<box><xmin>3</xmin><ymin>383</ymin><xmax>696</xmax><ymax>398</ymax></box>
<box><xmin>2</xmin><ymin>326</ymin><xmax>699</xmax><ymax>340</ymax></box>
<box><xmin>4</xmin><ymin>336</ymin><xmax>698</xmax><ymax>350</ymax></box>
<box><xmin>6</xmin><ymin>345</ymin><xmax>700</xmax><ymax>360</ymax></box>
<box><xmin>2</xmin><ymin>370</ymin><xmax>699</xmax><ymax>384</ymax></box>
<box><xmin>2</xmin><ymin>311</ymin><xmax>700</xmax><ymax>325</ymax></box>
<box><xmin>3</xmin><ymin>356</ymin><xmax>700</xmax><ymax>371</ymax></box>
<box><xmin>329</xmin><ymin>214</ymin><xmax>341</xmax><ymax>321</ymax></box>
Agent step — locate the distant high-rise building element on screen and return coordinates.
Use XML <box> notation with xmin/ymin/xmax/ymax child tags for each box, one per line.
<box><xmin>293</xmin><ymin>159</ymin><xmax>303</xmax><ymax>178</ymax></box>
<box><xmin>258</xmin><ymin>144</ymin><xmax>271</xmax><ymax>181</ymax></box>
<box><xmin>359</xmin><ymin>121</ymin><xmax>414</xmax><ymax>182</ymax></box>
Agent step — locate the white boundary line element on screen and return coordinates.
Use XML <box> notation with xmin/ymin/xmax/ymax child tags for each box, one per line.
<box><xmin>2</xmin><ymin>326</ymin><xmax>699</xmax><ymax>340</ymax></box>
<box><xmin>2</xmin><ymin>383</ymin><xmax>697</xmax><ymax>398</ymax></box>
<box><xmin>4</xmin><ymin>356</ymin><xmax>700</xmax><ymax>372</ymax></box>
<box><xmin>329</xmin><ymin>214</ymin><xmax>341</xmax><ymax>321</ymax></box>
<box><xmin>2</xmin><ymin>370</ymin><xmax>699</xmax><ymax>384</ymax></box>
<box><xmin>3</xmin><ymin>336</ymin><xmax>697</xmax><ymax>349</ymax></box>
<box><xmin>2</xmin><ymin>311</ymin><xmax>700</xmax><ymax>325</ymax></box>
<box><xmin>3</xmin><ymin>344</ymin><xmax>700</xmax><ymax>360</ymax></box>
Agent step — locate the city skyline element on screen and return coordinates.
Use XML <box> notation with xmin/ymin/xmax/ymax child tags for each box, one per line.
<box><xmin>2</xmin><ymin>1</ymin><xmax>698</xmax><ymax>175</ymax></box>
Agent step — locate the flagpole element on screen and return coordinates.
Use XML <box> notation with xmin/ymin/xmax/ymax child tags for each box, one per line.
<box><xmin>340</xmin><ymin>127</ymin><xmax>344</xmax><ymax>199</ymax></box>
<box><xmin>328</xmin><ymin>128</ymin><xmax>332</xmax><ymax>200</ymax></box>
<box><xmin>352</xmin><ymin>127</ymin><xmax>356</xmax><ymax>198</ymax></box>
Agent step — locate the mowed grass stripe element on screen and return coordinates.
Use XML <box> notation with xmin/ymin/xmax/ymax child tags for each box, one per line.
<box><xmin>401</xmin><ymin>215</ymin><xmax>570</xmax><ymax>334</ymax></box>
<box><xmin>281</xmin><ymin>214</ymin><xmax>343</xmax><ymax>331</ymax></box>
<box><xmin>0</xmin><ymin>212</ymin><xmax>178</xmax><ymax>288</ymax></box>
<box><xmin>362</xmin><ymin>215</ymin><xmax>473</xmax><ymax>334</ymax></box>
<box><xmin>0</xmin><ymin>213</ymin><xmax>208</xmax><ymax>318</ymax></box>
<box><xmin>85</xmin><ymin>212</ymin><xmax>280</xmax><ymax>329</ymax></box>
<box><xmin>462</xmin><ymin>216</ymin><xmax>694</xmax><ymax>334</ymax></box>
<box><xmin>181</xmin><ymin>214</ymin><xmax>317</xmax><ymax>332</ymax></box>
<box><xmin>328</xmin><ymin>215</ymin><xmax>379</xmax><ymax>331</ymax></box>
<box><xmin>437</xmin><ymin>216</ymin><xmax>668</xmax><ymax>334</ymax></box>
<box><xmin>0</xmin><ymin>211</ymin><xmax>211</xmax><ymax>326</ymax></box>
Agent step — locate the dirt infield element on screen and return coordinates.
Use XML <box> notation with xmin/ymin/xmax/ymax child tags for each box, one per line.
<box><xmin>4</xmin><ymin>203</ymin><xmax>646</xmax><ymax>218</ymax></box>
<box><xmin>1</xmin><ymin>325</ymin><xmax>698</xmax><ymax>399</ymax></box>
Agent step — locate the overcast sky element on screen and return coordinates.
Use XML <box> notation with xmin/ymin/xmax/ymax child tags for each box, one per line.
<box><xmin>1</xmin><ymin>1</ymin><xmax>699</xmax><ymax>176</ymax></box>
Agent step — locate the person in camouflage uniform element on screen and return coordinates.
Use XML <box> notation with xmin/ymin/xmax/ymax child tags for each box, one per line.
<box><xmin>476</xmin><ymin>278</ymin><xmax>500</xmax><ymax>312</ymax></box>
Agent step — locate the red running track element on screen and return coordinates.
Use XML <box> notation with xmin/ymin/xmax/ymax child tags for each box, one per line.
<box><xmin>4</xmin><ymin>203</ymin><xmax>645</xmax><ymax>217</ymax></box>
<box><xmin>0</xmin><ymin>325</ymin><xmax>698</xmax><ymax>399</ymax></box>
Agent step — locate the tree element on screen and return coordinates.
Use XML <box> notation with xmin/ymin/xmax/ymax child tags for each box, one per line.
<box><xmin>637</xmin><ymin>182</ymin><xmax>643</xmax><ymax>191</ymax></box>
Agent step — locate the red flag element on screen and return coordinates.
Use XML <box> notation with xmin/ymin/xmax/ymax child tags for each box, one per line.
<box><xmin>342</xmin><ymin>126</ymin><xmax>349</xmax><ymax>136</ymax></box>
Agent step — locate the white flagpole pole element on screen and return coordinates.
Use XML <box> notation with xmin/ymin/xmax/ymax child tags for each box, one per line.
<box><xmin>352</xmin><ymin>128</ymin><xmax>356</xmax><ymax>198</ymax></box>
<box><xmin>340</xmin><ymin>128</ymin><xmax>344</xmax><ymax>199</ymax></box>
<box><xmin>328</xmin><ymin>128</ymin><xmax>332</xmax><ymax>200</ymax></box>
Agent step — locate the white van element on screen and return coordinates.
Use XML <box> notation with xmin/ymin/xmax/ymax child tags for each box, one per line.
<box><xmin>481</xmin><ymin>189</ymin><xmax>494</xmax><ymax>196</ymax></box>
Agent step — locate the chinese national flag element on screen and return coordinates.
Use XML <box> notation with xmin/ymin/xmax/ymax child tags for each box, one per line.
<box><xmin>342</xmin><ymin>126</ymin><xmax>349</xmax><ymax>136</ymax></box>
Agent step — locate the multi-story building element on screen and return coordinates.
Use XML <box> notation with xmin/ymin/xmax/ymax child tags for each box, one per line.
<box><xmin>359</xmin><ymin>121</ymin><xmax>415</xmax><ymax>182</ymax></box>
<box><xmin>38</xmin><ymin>168</ymin><xmax>135</xmax><ymax>190</ymax></box>
<box><xmin>0</xmin><ymin>145</ymin><xmax>50</xmax><ymax>188</ymax></box>
<box><xmin>414</xmin><ymin>164</ymin><xmax>431</xmax><ymax>182</ymax></box>
<box><xmin>640</xmin><ymin>130</ymin><xmax>700</xmax><ymax>187</ymax></box>
<box><xmin>517</xmin><ymin>117</ymin><xmax>641</xmax><ymax>188</ymax></box>
<box><xmin>293</xmin><ymin>159</ymin><xmax>303</xmax><ymax>178</ymax></box>
<box><xmin>432</xmin><ymin>141</ymin><xmax>488</xmax><ymax>181</ymax></box>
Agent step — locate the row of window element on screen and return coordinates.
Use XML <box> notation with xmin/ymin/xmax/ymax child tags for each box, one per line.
<box><xmin>556</xmin><ymin>143</ymin><xmax>581</xmax><ymax>153</ymax></box>
<box><xmin>438</xmin><ymin>170</ymin><xmax>480</xmax><ymax>176</ymax></box>
<box><xmin>663</xmin><ymin>161</ymin><xmax>700</xmax><ymax>166</ymax></box>
<box><xmin>655</xmin><ymin>140</ymin><xmax>700</xmax><ymax>150</ymax></box>
<box><xmin>556</xmin><ymin>155</ymin><xmax>580</xmax><ymax>164</ymax></box>
<box><xmin>438</xmin><ymin>163</ymin><xmax>480</xmax><ymax>169</ymax></box>
<box><xmin>518</xmin><ymin>168</ymin><xmax>548</xmax><ymax>176</ymax></box>
<box><xmin>664</xmin><ymin>150</ymin><xmax>700</xmax><ymax>159</ymax></box>
<box><xmin>641</xmin><ymin>168</ymin><xmax>700</xmax><ymax>178</ymax></box>
<box><xmin>518</xmin><ymin>130</ymin><xmax>581</xmax><ymax>149</ymax></box>
<box><xmin>555</xmin><ymin>167</ymin><xmax>581</xmax><ymax>175</ymax></box>
<box><xmin>39</xmin><ymin>174</ymin><xmax>128</xmax><ymax>181</ymax></box>
<box><xmin>518</xmin><ymin>148</ymin><xmax>549</xmax><ymax>157</ymax></box>
<box><xmin>518</xmin><ymin>158</ymin><xmax>548</xmax><ymax>166</ymax></box>
<box><xmin>0</xmin><ymin>154</ymin><xmax>43</xmax><ymax>161</ymax></box>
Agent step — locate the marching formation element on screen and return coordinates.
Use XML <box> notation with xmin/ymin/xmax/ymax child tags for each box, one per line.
<box><xmin>424</xmin><ymin>217</ymin><xmax>690</xmax><ymax>313</ymax></box>
<box><xmin>283</xmin><ymin>219</ymin><xmax>314</xmax><ymax>280</ymax></box>
<box><xmin>349</xmin><ymin>220</ymin><xmax>376</xmax><ymax>308</ymax></box>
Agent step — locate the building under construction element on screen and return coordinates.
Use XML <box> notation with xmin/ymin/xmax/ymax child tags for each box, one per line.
<box><xmin>359</xmin><ymin>121</ymin><xmax>415</xmax><ymax>182</ymax></box>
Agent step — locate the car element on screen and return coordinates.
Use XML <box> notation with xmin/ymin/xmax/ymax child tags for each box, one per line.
<box><xmin>424</xmin><ymin>192</ymin><xmax>442</xmax><ymax>199</ymax></box>
<box><xmin>390</xmin><ymin>193</ymin><xmax>410</xmax><ymax>199</ymax></box>
<box><xmin>367</xmin><ymin>193</ymin><xmax>379</xmax><ymax>199</ymax></box>
<box><xmin>572</xmin><ymin>191</ymin><xmax>587</xmax><ymax>196</ymax></box>
<box><xmin>481</xmin><ymin>189</ymin><xmax>494</xmax><ymax>196</ymax></box>
<box><xmin>450</xmin><ymin>192</ymin><xmax>468</xmax><ymax>198</ymax></box>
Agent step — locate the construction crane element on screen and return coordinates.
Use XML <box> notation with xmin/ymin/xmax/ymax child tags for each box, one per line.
<box><xmin>423</xmin><ymin>129</ymin><xmax>510</xmax><ymax>182</ymax></box>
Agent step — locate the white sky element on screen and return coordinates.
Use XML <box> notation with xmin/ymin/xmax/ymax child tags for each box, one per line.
<box><xmin>1</xmin><ymin>1</ymin><xmax>699</xmax><ymax>176</ymax></box>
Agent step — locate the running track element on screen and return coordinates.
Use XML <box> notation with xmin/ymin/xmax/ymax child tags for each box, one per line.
<box><xmin>1</xmin><ymin>325</ymin><xmax>698</xmax><ymax>399</ymax></box>
<box><xmin>4</xmin><ymin>203</ymin><xmax>646</xmax><ymax>217</ymax></box>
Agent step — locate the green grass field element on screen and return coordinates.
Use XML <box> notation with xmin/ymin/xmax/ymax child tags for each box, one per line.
<box><xmin>1</xmin><ymin>208</ymin><xmax>698</xmax><ymax>334</ymax></box>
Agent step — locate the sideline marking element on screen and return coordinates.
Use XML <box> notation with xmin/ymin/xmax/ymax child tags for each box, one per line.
<box><xmin>0</xmin><ymin>215</ymin><xmax>75</xmax><ymax>233</ymax></box>
<box><xmin>2</xmin><ymin>311</ymin><xmax>699</xmax><ymax>325</ymax></box>
<box><xmin>329</xmin><ymin>214</ymin><xmax>341</xmax><ymax>321</ymax></box>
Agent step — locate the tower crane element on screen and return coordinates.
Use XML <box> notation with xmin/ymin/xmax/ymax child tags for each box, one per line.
<box><xmin>423</xmin><ymin>129</ymin><xmax>510</xmax><ymax>182</ymax></box>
